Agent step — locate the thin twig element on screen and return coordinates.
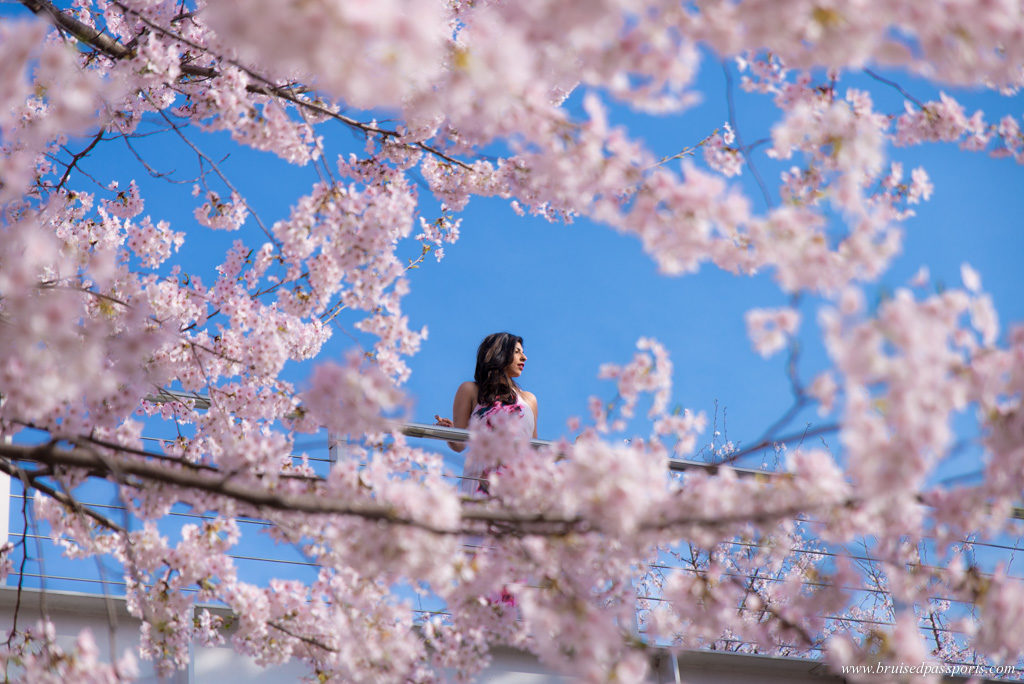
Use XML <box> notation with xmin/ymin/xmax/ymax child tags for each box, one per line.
<box><xmin>712</xmin><ymin>423</ymin><xmax>840</xmax><ymax>467</ymax></box>
<box><xmin>722</xmin><ymin>60</ymin><xmax>773</xmax><ymax>208</ymax></box>
<box><xmin>142</xmin><ymin>92</ymin><xmax>276</xmax><ymax>245</ymax></box>
<box><xmin>53</xmin><ymin>129</ymin><xmax>106</xmax><ymax>194</ymax></box>
<box><xmin>864</xmin><ymin>68</ymin><xmax>926</xmax><ymax>110</ymax></box>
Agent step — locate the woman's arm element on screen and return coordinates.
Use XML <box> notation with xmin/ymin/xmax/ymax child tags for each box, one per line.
<box><xmin>435</xmin><ymin>381</ymin><xmax>477</xmax><ymax>452</ymax></box>
<box><xmin>521</xmin><ymin>390</ymin><xmax>539</xmax><ymax>439</ymax></box>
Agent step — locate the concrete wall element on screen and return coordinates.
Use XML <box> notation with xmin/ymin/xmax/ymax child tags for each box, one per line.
<box><xmin>0</xmin><ymin>587</ymin><xmax>307</xmax><ymax>683</ymax></box>
<box><xmin>0</xmin><ymin>586</ymin><xmax>855</xmax><ymax>683</ymax></box>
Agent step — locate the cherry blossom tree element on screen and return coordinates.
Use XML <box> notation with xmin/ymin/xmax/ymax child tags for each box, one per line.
<box><xmin>2</xmin><ymin>0</ymin><xmax>1024</xmax><ymax>681</ymax></box>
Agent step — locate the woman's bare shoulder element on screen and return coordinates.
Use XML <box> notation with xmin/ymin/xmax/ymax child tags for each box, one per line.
<box><xmin>455</xmin><ymin>381</ymin><xmax>479</xmax><ymax>400</ymax></box>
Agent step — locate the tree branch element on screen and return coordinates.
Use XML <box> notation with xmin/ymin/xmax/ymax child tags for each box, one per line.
<box><xmin>0</xmin><ymin>441</ymin><xmax>585</xmax><ymax>535</ymax></box>
<box><xmin>1</xmin><ymin>439</ymin><xmax>861</xmax><ymax>539</ymax></box>
<box><xmin>20</xmin><ymin>0</ymin><xmax>473</xmax><ymax>171</ymax></box>
<box><xmin>0</xmin><ymin>457</ymin><xmax>125</xmax><ymax>533</ymax></box>
<box><xmin>21</xmin><ymin>0</ymin><xmax>131</xmax><ymax>59</ymax></box>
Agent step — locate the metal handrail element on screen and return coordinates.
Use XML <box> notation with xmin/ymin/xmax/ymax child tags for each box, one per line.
<box><xmin>81</xmin><ymin>391</ymin><xmax>1024</xmax><ymax>520</ymax></box>
<box><xmin>395</xmin><ymin>421</ymin><xmax>770</xmax><ymax>477</ymax></box>
<box><xmin>145</xmin><ymin>392</ymin><xmax>1024</xmax><ymax>517</ymax></box>
<box><xmin>395</xmin><ymin>421</ymin><xmax>553</xmax><ymax>449</ymax></box>
<box><xmin>145</xmin><ymin>389</ymin><xmax>772</xmax><ymax>478</ymax></box>
<box><xmin>145</xmin><ymin>388</ymin><xmax>211</xmax><ymax>409</ymax></box>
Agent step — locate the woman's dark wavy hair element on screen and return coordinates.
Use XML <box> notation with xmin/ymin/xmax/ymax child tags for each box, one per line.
<box><xmin>474</xmin><ymin>332</ymin><xmax>523</xmax><ymax>406</ymax></box>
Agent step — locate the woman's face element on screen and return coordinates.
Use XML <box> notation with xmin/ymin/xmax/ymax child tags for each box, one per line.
<box><xmin>505</xmin><ymin>342</ymin><xmax>527</xmax><ymax>378</ymax></box>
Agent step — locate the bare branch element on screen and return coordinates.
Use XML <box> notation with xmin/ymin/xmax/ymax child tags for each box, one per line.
<box><xmin>51</xmin><ymin>129</ymin><xmax>107</xmax><ymax>195</ymax></box>
<box><xmin>141</xmin><ymin>91</ymin><xmax>276</xmax><ymax>245</ymax></box>
<box><xmin>712</xmin><ymin>423</ymin><xmax>839</xmax><ymax>467</ymax></box>
<box><xmin>4</xmin><ymin>466</ymin><xmax>33</xmax><ymax>652</ymax></box>
<box><xmin>864</xmin><ymin>68</ymin><xmax>927</xmax><ymax>110</ymax></box>
<box><xmin>0</xmin><ymin>457</ymin><xmax>125</xmax><ymax>532</ymax></box>
<box><xmin>722</xmin><ymin>60</ymin><xmax>773</xmax><ymax>208</ymax></box>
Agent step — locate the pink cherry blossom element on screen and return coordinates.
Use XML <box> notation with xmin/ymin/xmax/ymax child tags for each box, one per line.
<box><xmin>745</xmin><ymin>307</ymin><xmax>801</xmax><ymax>358</ymax></box>
<box><xmin>3</xmin><ymin>1</ymin><xmax>1024</xmax><ymax>681</ymax></box>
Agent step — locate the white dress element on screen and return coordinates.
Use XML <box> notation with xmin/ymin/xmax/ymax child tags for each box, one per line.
<box><xmin>460</xmin><ymin>391</ymin><xmax>535</xmax><ymax>496</ymax></box>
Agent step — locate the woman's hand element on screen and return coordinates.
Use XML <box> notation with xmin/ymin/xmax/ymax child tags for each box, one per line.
<box><xmin>434</xmin><ymin>415</ymin><xmax>465</xmax><ymax>451</ymax></box>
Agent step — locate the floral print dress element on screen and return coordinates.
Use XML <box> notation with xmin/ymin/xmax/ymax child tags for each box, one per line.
<box><xmin>461</xmin><ymin>392</ymin><xmax>535</xmax><ymax>496</ymax></box>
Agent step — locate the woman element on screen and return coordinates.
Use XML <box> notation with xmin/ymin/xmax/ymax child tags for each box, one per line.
<box><xmin>434</xmin><ymin>332</ymin><xmax>538</xmax><ymax>455</ymax></box>
<box><xmin>437</xmin><ymin>333</ymin><xmax>536</xmax><ymax>603</ymax></box>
